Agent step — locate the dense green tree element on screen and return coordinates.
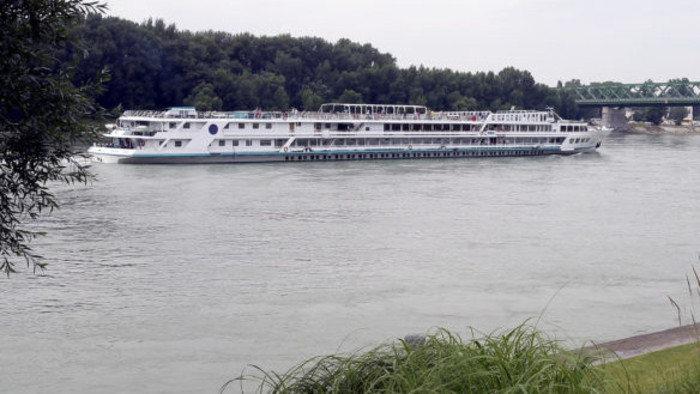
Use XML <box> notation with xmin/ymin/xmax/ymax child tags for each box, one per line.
<box><xmin>668</xmin><ymin>107</ymin><xmax>688</xmax><ymax>125</ymax></box>
<box><xmin>1</xmin><ymin>0</ymin><xmax>106</xmax><ymax>275</ymax></box>
<box><xmin>65</xmin><ymin>15</ymin><xmax>601</xmax><ymax>116</ymax></box>
<box><xmin>643</xmin><ymin>107</ymin><xmax>665</xmax><ymax>125</ymax></box>
<box><xmin>563</xmin><ymin>79</ymin><xmax>582</xmax><ymax>88</ymax></box>
<box><xmin>554</xmin><ymin>89</ymin><xmax>579</xmax><ymax>120</ymax></box>
<box><xmin>631</xmin><ymin>109</ymin><xmax>644</xmax><ymax>122</ymax></box>
<box><xmin>669</xmin><ymin>78</ymin><xmax>693</xmax><ymax>98</ymax></box>
<box><xmin>272</xmin><ymin>86</ymin><xmax>290</xmax><ymax>111</ymax></box>
<box><xmin>273</xmin><ymin>49</ymin><xmax>303</xmax><ymax>102</ymax></box>
<box><xmin>639</xmin><ymin>80</ymin><xmax>656</xmax><ymax>98</ymax></box>
<box><xmin>337</xmin><ymin>89</ymin><xmax>363</xmax><ymax>104</ymax></box>
<box><xmin>257</xmin><ymin>72</ymin><xmax>287</xmax><ymax>109</ymax></box>
<box><xmin>69</xmin><ymin>15</ymin><xmax>161</xmax><ymax>108</ymax></box>
<box><xmin>300</xmin><ymin>87</ymin><xmax>323</xmax><ymax>111</ymax></box>
<box><xmin>211</xmin><ymin>68</ymin><xmax>239</xmax><ymax>109</ymax></box>
<box><xmin>235</xmin><ymin>72</ymin><xmax>260</xmax><ymax>109</ymax></box>
<box><xmin>185</xmin><ymin>82</ymin><xmax>223</xmax><ymax>111</ymax></box>
<box><xmin>497</xmin><ymin>67</ymin><xmax>536</xmax><ymax>109</ymax></box>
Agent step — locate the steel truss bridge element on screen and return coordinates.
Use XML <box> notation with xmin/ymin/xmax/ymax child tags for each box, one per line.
<box><xmin>561</xmin><ymin>81</ymin><xmax>700</xmax><ymax>107</ymax></box>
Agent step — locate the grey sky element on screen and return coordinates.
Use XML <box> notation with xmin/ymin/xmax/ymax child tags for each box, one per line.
<box><xmin>108</xmin><ymin>0</ymin><xmax>700</xmax><ymax>87</ymax></box>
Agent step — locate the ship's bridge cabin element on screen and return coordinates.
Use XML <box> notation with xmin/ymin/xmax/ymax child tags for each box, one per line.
<box><xmin>320</xmin><ymin>103</ymin><xmax>427</xmax><ymax>117</ymax></box>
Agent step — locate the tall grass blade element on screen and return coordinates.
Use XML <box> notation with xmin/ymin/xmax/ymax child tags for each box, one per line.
<box><xmin>668</xmin><ymin>296</ymin><xmax>682</xmax><ymax>327</ymax></box>
<box><xmin>687</xmin><ymin>274</ymin><xmax>693</xmax><ymax>296</ymax></box>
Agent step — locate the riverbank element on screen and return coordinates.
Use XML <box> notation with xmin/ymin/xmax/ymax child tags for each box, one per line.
<box><xmin>590</xmin><ymin>323</ymin><xmax>700</xmax><ymax>361</ymax></box>
<box><xmin>625</xmin><ymin>124</ymin><xmax>698</xmax><ymax>134</ymax></box>
<box><xmin>595</xmin><ymin>325</ymin><xmax>700</xmax><ymax>393</ymax></box>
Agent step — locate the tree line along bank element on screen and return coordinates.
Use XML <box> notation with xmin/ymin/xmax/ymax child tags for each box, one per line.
<box><xmin>63</xmin><ymin>15</ymin><xmax>698</xmax><ymax>123</ymax></box>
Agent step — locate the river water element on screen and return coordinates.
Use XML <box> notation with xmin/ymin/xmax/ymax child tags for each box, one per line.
<box><xmin>2</xmin><ymin>132</ymin><xmax>700</xmax><ymax>393</ymax></box>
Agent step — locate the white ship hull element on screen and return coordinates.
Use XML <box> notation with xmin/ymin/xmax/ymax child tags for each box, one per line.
<box><xmin>90</xmin><ymin>144</ymin><xmax>603</xmax><ymax>164</ymax></box>
<box><xmin>89</xmin><ymin>104</ymin><xmax>610</xmax><ymax>164</ymax></box>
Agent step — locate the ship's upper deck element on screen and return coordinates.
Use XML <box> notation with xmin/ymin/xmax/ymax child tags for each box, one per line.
<box><xmin>119</xmin><ymin>103</ymin><xmax>582</xmax><ymax>125</ymax></box>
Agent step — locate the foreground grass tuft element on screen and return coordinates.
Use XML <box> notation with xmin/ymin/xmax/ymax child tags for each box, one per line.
<box><xmin>222</xmin><ymin>323</ymin><xmax>606</xmax><ymax>393</ymax></box>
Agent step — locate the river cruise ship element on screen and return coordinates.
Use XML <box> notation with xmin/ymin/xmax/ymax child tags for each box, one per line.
<box><xmin>88</xmin><ymin>103</ymin><xmax>610</xmax><ymax>164</ymax></box>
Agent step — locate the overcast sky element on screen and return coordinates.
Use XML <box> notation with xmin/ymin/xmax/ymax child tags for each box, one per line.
<box><xmin>108</xmin><ymin>0</ymin><xmax>700</xmax><ymax>87</ymax></box>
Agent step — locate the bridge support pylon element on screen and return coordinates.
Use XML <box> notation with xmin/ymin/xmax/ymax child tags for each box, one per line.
<box><xmin>601</xmin><ymin>107</ymin><xmax>627</xmax><ymax>131</ymax></box>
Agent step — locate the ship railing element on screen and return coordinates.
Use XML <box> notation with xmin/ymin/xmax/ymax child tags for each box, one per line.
<box><xmin>487</xmin><ymin>112</ymin><xmax>555</xmax><ymax>123</ymax></box>
<box><xmin>121</xmin><ymin>110</ymin><xmax>236</xmax><ymax>119</ymax></box>
<box><xmin>284</xmin><ymin>111</ymin><xmax>493</xmax><ymax>122</ymax></box>
<box><xmin>122</xmin><ymin>110</ymin><xmax>165</xmax><ymax>117</ymax></box>
<box><xmin>116</xmin><ymin>109</ymin><xmax>578</xmax><ymax>129</ymax></box>
<box><xmin>120</xmin><ymin>109</ymin><xmax>541</xmax><ymax>123</ymax></box>
<box><xmin>120</xmin><ymin>109</ymin><xmax>498</xmax><ymax>122</ymax></box>
<box><xmin>126</xmin><ymin>109</ymin><xmax>559</xmax><ymax>124</ymax></box>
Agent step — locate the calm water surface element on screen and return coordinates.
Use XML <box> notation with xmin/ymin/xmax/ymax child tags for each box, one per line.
<box><xmin>2</xmin><ymin>133</ymin><xmax>700</xmax><ymax>393</ymax></box>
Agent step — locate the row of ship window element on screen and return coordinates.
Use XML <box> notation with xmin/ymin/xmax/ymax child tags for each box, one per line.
<box><xmin>176</xmin><ymin>122</ymin><xmax>275</xmax><ymax>130</ymax></box>
<box><xmin>383</xmin><ymin>124</ymin><xmax>558</xmax><ymax>132</ymax></box>
<box><xmin>208</xmin><ymin>137</ymin><xmax>568</xmax><ymax>148</ymax></box>
<box><xmin>164</xmin><ymin>122</ymin><xmax>587</xmax><ymax>133</ymax></box>
<box><xmin>570</xmin><ymin>137</ymin><xmax>593</xmax><ymax>144</ymax></box>
<box><xmin>283</xmin><ymin>150</ymin><xmax>547</xmax><ymax>161</ymax></box>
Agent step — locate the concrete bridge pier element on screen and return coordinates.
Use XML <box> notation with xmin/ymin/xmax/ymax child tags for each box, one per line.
<box><xmin>601</xmin><ymin>107</ymin><xmax>628</xmax><ymax>130</ymax></box>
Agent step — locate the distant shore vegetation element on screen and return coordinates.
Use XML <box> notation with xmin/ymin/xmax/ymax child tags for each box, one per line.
<box><xmin>63</xmin><ymin>16</ymin><xmax>583</xmax><ymax>118</ymax></box>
